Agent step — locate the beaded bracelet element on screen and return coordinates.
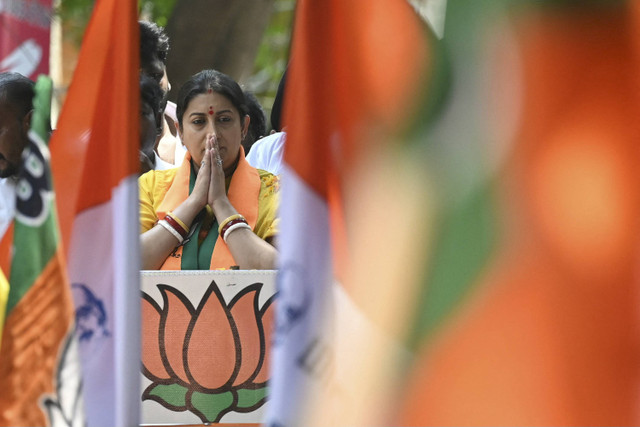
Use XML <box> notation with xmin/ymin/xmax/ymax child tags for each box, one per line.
<box><xmin>158</xmin><ymin>219</ymin><xmax>184</xmax><ymax>244</ymax></box>
<box><xmin>222</xmin><ymin>222</ymin><xmax>252</xmax><ymax>243</ymax></box>
<box><xmin>164</xmin><ymin>214</ymin><xmax>188</xmax><ymax>239</ymax></box>
<box><xmin>218</xmin><ymin>214</ymin><xmax>246</xmax><ymax>235</ymax></box>
<box><xmin>167</xmin><ymin>211</ymin><xmax>189</xmax><ymax>234</ymax></box>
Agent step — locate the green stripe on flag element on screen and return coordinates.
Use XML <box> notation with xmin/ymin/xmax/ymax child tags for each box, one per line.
<box><xmin>404</xmin><ymin>0</ymin><xmax>509</xmax><ymax>349</ymax></box>
<box><xmin>408</xmin><ymin>181</ymin><xmax>498</xmax><ymax>349</ymax></box>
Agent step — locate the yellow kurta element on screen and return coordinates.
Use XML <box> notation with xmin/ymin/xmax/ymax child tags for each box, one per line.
<box><xmin>139</xmin><ymin>154</ymin><xmax>279</xmax><ymax>269</ymax></box>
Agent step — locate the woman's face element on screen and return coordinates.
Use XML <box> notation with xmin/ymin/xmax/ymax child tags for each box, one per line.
<box><xmin>179</xmin><ymin>91</ymin><xmax>249</xmax><ymax>174</ymax></box>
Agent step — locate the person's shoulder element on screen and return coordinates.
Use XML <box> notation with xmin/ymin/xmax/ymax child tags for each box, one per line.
<box><xmin>154</xmin><ymin>153</ymin><xmax>177</xmax><ymax>170</ymax></box>
<box><xmin>252</xmin><ymin>132</ymin><xmax>286</xmax><ymax>151</ymax></box>
<box><xmin>247</xmin><ymin>132</ymin><xmax>286</xmax><ymax>159</ymax></box>
<box><xmin>247</xmin><ymin>132</ymin><xmax>286</xmax><ymax>174</ymax></box>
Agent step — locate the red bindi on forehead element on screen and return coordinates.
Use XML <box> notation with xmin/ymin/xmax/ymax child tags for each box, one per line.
<box><xmin>208</xmin><ymin>106</ymin><xmax>214</xmax><ymax>115</ymax></box>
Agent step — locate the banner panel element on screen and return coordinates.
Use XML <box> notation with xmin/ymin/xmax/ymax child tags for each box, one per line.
<box><xmin>140</xmin><ymin>270</ymin><xmax>277</xmax><ymax>425</ymax></box>
<box><xmin>0</xmin><ymin>0</ymin><xmax>52</xmax><ymax>78</ymax></box>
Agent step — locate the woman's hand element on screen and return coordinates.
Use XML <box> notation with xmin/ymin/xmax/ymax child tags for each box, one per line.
<box><xmin>188</xmin><ymin>146</ymin><xmax>211</xmax><ymax>209</ymax></box>
<box><xmin>207</xmin><ymin>135</ymin><xmax>228</xmax><ymax>208</ymax></box>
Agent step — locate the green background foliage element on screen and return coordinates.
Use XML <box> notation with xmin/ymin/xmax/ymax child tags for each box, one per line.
<box><xmin>56</xmin><ymin>0</ymin><xmax>293</xmax><ymax>126</ymax></box>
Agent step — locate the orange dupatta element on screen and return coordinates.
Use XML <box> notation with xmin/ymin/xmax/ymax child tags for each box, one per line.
<box><xmin>156</xmin><ymin>148</ymin><xmax>260</xmax><ymax>270</ymax></box>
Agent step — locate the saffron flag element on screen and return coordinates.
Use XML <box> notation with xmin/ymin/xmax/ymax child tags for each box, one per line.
<box><xmin>266</xmin><ymin>0</ymin><xmax>435</xmax><ymax>425</ymax></box>
<box><xmin>0</xmin><ymin>76</ymin><xmax>84</xmax><ymax>426</ymax></box>
<box><xmin>269</xmin><ymin>0</ymin><xmax>640</xmax><ymax>426</ymax></box>
<box><xmin>49</xmin><ymin>0</ymin><xmax>140</xmax><ymax>425</ymax></box>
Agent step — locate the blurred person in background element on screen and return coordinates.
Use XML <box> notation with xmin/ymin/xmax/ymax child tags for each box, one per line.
<box><xmin>246</xmin><ymin>68</ymin><xmax>287</xmax><ymax>175</ymax></box>
<box><xmin>139</xmin><ymin>20</ymin><xmax>183</xmax><ymax>166</ymax></box>
<box><xmin>0</xmin><ymin>72</ymin><xmax>35</xmax><ymax>239</ymax></box>
<box><xmin>242</xmin><ymin>90</ymin><xmax>267</xmax><ymax>155</ymax></box>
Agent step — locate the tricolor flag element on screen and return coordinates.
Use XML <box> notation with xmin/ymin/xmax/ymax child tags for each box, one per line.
<box><xmin>49</xmin><ymin>0</ymin><xmax>140</xmax><ymax>425</ymax></box>
<box><xmin>397</xmin><ymin>1</ymin><xmax>640</xmax><ymax>424</ymax></box>
<box><xmin>0</xmin><ymin>76</ymin><xmax>84</xmax><ymax>426</ymax></box>
<box><xmin>269</xmin><ymin>0</ymin><xmax>640</xmax><ymax>426</ymax></box>
<box><xmin>266</xmin><ymin>0</ymin><xmax>435</xmax><ymax>425</ymax></box>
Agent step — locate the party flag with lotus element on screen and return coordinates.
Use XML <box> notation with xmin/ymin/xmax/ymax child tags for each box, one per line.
<box><xmin>0</xmin><ymin>76</ymin><xmax>84</xmax><ymax>426</ymax></box>
<box><xmin>48</xmin><ymin>0</ymin><xmax>140</xmax><ymax>425</ymax></box>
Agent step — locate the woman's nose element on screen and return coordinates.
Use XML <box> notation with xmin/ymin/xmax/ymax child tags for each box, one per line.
<box><xmin>206</xmin><ymin>125</ymin><xmax>219</xmax><ymax>141</ymax></box>
<box><xmin>207</xmin><ymin>121</ymin><xmax>221</xmax><ymax>136</ymax></box>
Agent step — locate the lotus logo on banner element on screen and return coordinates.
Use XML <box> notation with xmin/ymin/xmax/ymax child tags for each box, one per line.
<box><xmin>142</xmin><ymin>281</ymin><xmax>275</xmax><ymax>423</ymax></box>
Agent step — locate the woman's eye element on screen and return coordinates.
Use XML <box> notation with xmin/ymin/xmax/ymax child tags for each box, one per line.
<box><xmin>192</xmin><ymin>118</ymin><xmax>205</xmax><ymax>125</ymax></box>
<box><xmin>218</xmin><ymin>116</ymin><xmax>231</xmax><ymax>123</ymax></box>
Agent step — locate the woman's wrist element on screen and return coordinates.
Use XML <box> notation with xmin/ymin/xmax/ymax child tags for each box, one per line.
<box><xmin>211</xmin><ymin>197</ymin><xmax>234</xmax><ymax>220</ymax></box>
<box><xmin>175</xmin><ymin>196</ymin><xmax>206</xmax><ymax>226</ymax></box>
<box><xmin>185</xmin><ymin>192</ymin><xmax>207</xmax><ymax>212</ymax></box>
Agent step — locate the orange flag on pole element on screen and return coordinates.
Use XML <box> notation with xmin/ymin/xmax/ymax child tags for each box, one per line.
<box><xmin>266</xmin><ymin>0</ymin><xmax>434</xmax><ymax>425</ymax></box>
<box><xmin>49</xmin><ymin>0</ymin><xmax>140</xmax><ymax>425</ymax></box>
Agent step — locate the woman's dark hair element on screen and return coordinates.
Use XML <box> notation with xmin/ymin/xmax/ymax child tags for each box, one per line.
<box><xmin>176</xmin><ymin>69</ymin><xmax>249</xmax><ymax>127</ymax></box>
<box><xmin>243</xmin><ymin>91</ymin><xmax>266</xmax><ymax>154</ymax></box>
<box><xmin>270</xmin><ymin>67</ymin><xmax>287</xmax><ymax>132</ymax></box>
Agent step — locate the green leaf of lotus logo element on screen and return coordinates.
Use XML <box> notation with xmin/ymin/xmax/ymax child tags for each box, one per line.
<box><xmin>141</xmin><ymin>280</ymin><xmax>275</xmax><ymax>423</ymax></box>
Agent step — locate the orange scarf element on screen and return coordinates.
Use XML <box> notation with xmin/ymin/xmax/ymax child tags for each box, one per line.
<box><xmin>156</xmin><ymin>148</ymin><xmax>260</xmax><ymax>270</ymax></box>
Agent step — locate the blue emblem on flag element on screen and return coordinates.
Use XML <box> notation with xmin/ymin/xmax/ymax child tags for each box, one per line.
<box><xmin>72</xmin><ymin>283</ymin><xmax>111</xmax><ymax>342</ymax></box>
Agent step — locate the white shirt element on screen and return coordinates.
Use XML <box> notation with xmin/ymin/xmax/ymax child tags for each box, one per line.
<box><xmin>162</xmin><ymin>101</ymin><xmax>187</xmax><ymax>167</ymax></box>
<box><xmin>0</xmin><ymin>177</ymin><xmax>16</xmax><ymax>240</ymax></box>
<box><xmin>153</xmin><ymin>151</ymin><xmax>177</xmax><ymax>171</ymax></box>
<box><xmin>246</xmin><ymin>132</ymin><xmax>286</xmax><ymax>175</ymax></box>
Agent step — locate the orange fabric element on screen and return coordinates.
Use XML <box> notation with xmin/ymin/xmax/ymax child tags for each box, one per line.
<box><xmin>398</xmin><ymin>6</ymin><xmax>640</xmax><ymax>426</ymax></box>
<box><xmin>283</xmin><ymin>0</ymin><xmax>430</xmax><ymax>285</ymax></box>
<box><xmin>284</xmin><ymin>0</ymin><xmax>429</xmax><ymax>197</ymax></box>
<box><xmin>0</xmin><ymin>248</ymin><xmax>74</xmax><ymax>426</ymax></box>
<box><xmin>158</xmin><ymin>148</ymin><xmax>260</xmax><ymax>270</ymax></box>
<box><xmin>49</xmin><ymin>0</ymin><xmax>139</xmax><ymax>255</ymax></box>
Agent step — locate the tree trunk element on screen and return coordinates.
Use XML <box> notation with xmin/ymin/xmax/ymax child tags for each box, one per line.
<box><xmin>164</xmin><ymin>0</ymin><xmax>276</xmax><ymax>102</ymax></box>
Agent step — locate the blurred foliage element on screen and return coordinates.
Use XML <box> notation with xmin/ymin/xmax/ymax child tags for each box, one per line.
<box><xmin>244</xmin><ymin>0</ymin><xmax>295</xmax><ymax>130</ymax></box>
<box><xmin>138</xmin><ymin>0</ymin><xmax>178</xmax><ymax>27</ymax></box>
<box><xmin>56</xmin><ymin>0</ymin><xmax>93</xmax><ymax>45</ymax></box>
<box><xmin>57</xmin><ymin>0</ymin><xmax>179</xmax><ymax>45</ymax></box>
<box><xmin>57</xmin><ymin>0</ymin><xmax>294</xmax><ymax>129</ymax></box>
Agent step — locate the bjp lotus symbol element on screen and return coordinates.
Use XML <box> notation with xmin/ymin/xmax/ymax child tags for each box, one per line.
<box><xmin>141</xmin><ymin>281</ymin><xmax>275</xmax><ymax>423</ymax></box>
